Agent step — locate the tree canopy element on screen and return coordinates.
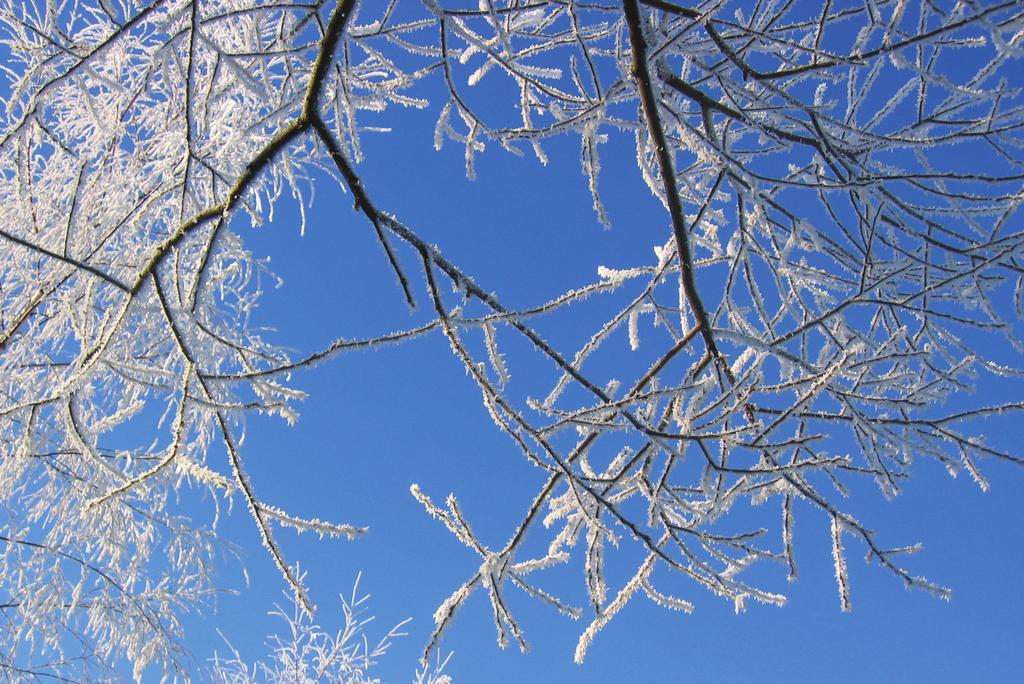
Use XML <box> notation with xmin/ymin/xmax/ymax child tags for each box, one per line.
<box><xmin>1</xmin><ymin>0</ymin><xmax>1022</xmax><ymax>679</ymax></box>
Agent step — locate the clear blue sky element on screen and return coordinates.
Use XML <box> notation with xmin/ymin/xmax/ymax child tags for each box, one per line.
<box><xmin>2</xmin><ymin>2</ymin><xmax>1021</xmax><ymax>681</ymax></box>
<box><xmin>179</xmin><ymin>102</ymin><xmax>1024</xmax><ymax>682</ymax></box>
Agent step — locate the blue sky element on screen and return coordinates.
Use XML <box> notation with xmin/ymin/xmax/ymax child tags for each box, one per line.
<box><xmin>2</xmin><ymin>2</ymin><xmax>1021</xmax><ymax>680</ymax></box>
<box><xmin>181</xmin><ymin>106</ymin><xmax>1024</xmax><ymax>682</ymax></box>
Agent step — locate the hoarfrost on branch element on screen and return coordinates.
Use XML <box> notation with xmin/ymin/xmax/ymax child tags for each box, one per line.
<box><xmin>0</xmin><ymin>0</ymin><xmax>1021</xmax><ymax>679</ymax></box>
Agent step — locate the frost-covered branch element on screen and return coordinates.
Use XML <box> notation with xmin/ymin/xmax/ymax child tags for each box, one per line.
<box><xmin>1</xmin><ymin>0</ymin><xmax>1022</xmax><ymax>678</ymax></box>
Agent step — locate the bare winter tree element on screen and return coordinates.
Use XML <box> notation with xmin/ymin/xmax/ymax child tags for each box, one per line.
<box><xmin>0</xmin><ymin>0</ymin><xmax>1022</xmax><ymax>679</ymax></box>
<box><xmin>211</xmin><ymin>575</ymin><xmax>453</xmax><ymax>684</ymax></box>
